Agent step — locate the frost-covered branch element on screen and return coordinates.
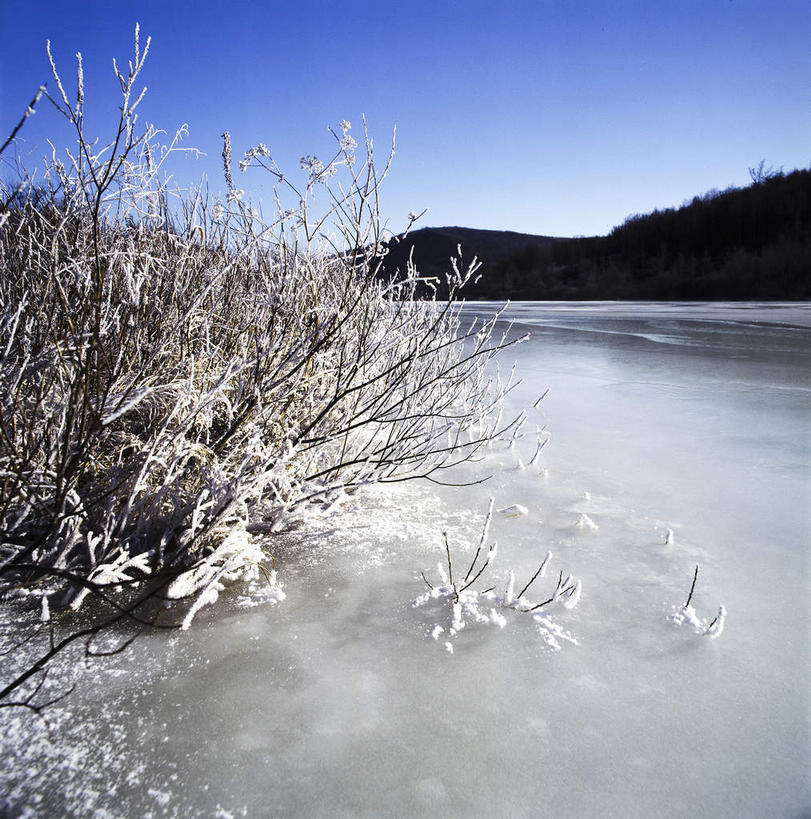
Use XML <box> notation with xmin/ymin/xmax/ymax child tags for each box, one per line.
<box><xmin>669</xmin><ymin>564</ymin><xmax>727</xmax><ymax>639</ymax></box>
<box><xmin>0</xmin><ymin>27</ymin><xmax>522</xmax><ymax>707</ymax></box>
<box><xmin>415</xmin><ymin>502</ymin><xmax>582</xmax><ymax>653</ymax></box>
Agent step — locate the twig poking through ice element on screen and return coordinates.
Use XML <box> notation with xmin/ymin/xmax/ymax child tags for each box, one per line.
<box><xmin>705</xmin><ymin>606</ymin><xmax>726</xmax><ymax>639</ymax></box>
<box><xmin>515</xmin><ymin>551</ymin><xmax>551</xmax><ymax>600</ymax></box>
<box><xmin>527</xmin><ymin>437</ymin><xmax>547</xmax><ymax>468</ymax></box>
<box><xmin>443</xmin><ymin>532</ymin><xmax>456</xmax><ymax>601</ymax></box>
<box><xmin>670</xmin><ymin>564</ymin><xmax>727</xmax><ymax>639</ymax></box>
<box><xmin>532</xmin><ymin>388</ymin><xmax>549</xmax><ymax>410</ymax></box>
<box><xmin>415</xmin><ymin>503</ymin><xmax>581</xmax><ymax>652</ymax></box>
<box><xmin>462</xmin><ymin>498</ymin><xmax>494</xmax><ymax>584</ymax></box>
<box><xmin>684</xmin><ymin>564</ymin><xmax>699</xmax><ymax>608</ymax></box>
<box><xmin>562</xmin><ymin>579</ymin><xmax>582</xmax><ymax>609</ymax></box>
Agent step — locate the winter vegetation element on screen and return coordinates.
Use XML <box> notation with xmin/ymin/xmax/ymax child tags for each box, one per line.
<box><xmin>414</xmin><ymin>498</ymin><xmax>582</xmax><ymax>654</ymax></box>
<box><xmin>0</xmin><ymin>27</ymin><xmax>525</xmax><ymax>711</ymax></box>
<box><xmin>670</xmin><ymin>564</ymin><xmax>727</xmax><ymax>640</ymax></box>
<box><xmin>0</xmin><ymin>27</ymin><xmax>737</xmax><ymax>732</ymax></box>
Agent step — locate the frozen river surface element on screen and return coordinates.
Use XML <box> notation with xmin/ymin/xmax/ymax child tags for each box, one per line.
<box><xmin>2</xmin><ymin>302</ymin><xmax>809</xmax><ymax>817</ymax></box>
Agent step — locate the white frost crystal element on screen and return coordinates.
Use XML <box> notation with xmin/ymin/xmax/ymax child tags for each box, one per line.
<box><xmin>489</xmin><ymin>610</ymin><xmax>507</xmax><ymax>629</ymax></box>
<box><xmin>165</xmin><ymin>527</ymin><xmax>282</xmax><ymax>630</ymax></box>
<box><xmin>503</xmin><ymin>570</ymin><xmax>516</xmax><ymax>606</ymax></box>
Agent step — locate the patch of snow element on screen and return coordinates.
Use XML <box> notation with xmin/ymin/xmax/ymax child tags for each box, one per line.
<box><xmin>497</xmin><ymin>504</ymin><xmax>528</xmax><ymax>518</ymax></box>
<box><xmin>503</xmin><ymin>570</ymin><xmax>516</xmax><ymax>606</ymax></box>
<box><xmin>575</xmin><ymin>513</ymin><xmax>598</xmax><ymax>531</ymax></box>
<box><xmin>489</xmin><ymin>610</ymin><xmax>507</xmax><ymax>629</ymax></box>
<box><xmin>533</xmin><ymin>614</ymin><xmax>579</xmax><ymax>650</ymax></box>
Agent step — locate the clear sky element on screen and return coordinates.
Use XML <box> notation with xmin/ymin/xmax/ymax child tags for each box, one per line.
<box><xmin>1</xmin><ymin>0</ymin><xmax>808</xmax><ymax>237</ymax></box>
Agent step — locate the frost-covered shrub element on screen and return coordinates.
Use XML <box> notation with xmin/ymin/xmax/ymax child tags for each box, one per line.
<box><xmin>0</xmin><ymin>27</ymin><xmax>520</xmax><ymax>643</ymax></box>
<box><xmin>415</xmin><ymin>499</ymin><xmax>582</xmax><ymax>652</ymax></box>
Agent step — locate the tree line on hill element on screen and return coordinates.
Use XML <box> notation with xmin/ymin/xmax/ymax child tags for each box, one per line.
<box><xmin>381</xmin><ymin>167</ymin><xmax>811</xmax><ymax>300</ymax></box>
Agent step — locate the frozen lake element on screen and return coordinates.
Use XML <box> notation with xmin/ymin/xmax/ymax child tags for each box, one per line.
<box><xmin>2</xmin><ymin>302</ymin><xmax>809</xmax><ymax>817</ymax></box>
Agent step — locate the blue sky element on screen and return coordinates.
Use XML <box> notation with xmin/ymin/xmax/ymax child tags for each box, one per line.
<box><xmin>1</xmin><ymin>0</ymin><xmax>808</xmax><ymax>237</ymax></box>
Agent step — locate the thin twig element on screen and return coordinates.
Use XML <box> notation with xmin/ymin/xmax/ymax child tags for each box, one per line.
<box><xmin>516</xmin><ymin>551</ymin><xmax>552</xmax><ymax>600</ymax></box>
<box><xmin>684</xmin><ymin>564</ymin><xmax>699</xmax><ymax>608</ymax></box>
<box><xmin>0</xmin><ymin>85</ymin><xmax>46</xmax><ymax>158</ymax></box>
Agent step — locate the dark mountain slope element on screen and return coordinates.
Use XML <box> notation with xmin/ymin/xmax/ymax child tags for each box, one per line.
<box><xmin>381</xmin><ymin>168</ymin><xmax>811</xmax><ymax>300</ymax></box>
<box><xmin>381</xmin><ymin>226</ymin><xmax>565</xmax><ymax>283</ymax></box>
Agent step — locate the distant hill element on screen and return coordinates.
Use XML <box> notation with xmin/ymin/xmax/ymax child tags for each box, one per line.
<box><xmin>380</xmin><ymin>226</ymin><xmax>565</xmax><ymax>283</ymax></box>
<box><xmin>381</xmin><ymin>168</ymin><xmax>811</xmax><ymax>300</ymax></box>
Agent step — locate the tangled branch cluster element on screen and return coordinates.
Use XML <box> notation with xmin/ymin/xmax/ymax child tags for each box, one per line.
<box><xmin>415</xmin><ymin>499</ymin><xmax>582</xmax><ymax>653</ymax></box>
<box><xmin>0</xmin><ymin>25</ymin><xmax>522</xmax><ymax>701</ymax></box>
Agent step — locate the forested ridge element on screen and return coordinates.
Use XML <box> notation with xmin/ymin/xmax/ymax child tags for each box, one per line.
<box><xmin>382</xmin><ymin>168</ymin><xmax>811</xmax><ymax>300</ymax></box>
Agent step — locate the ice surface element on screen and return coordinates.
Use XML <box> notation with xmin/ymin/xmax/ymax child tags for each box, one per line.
<box><xmin>1</xmin><ymin>302</ymin><xmax>809</xmax><ymax>817</ymax></box>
